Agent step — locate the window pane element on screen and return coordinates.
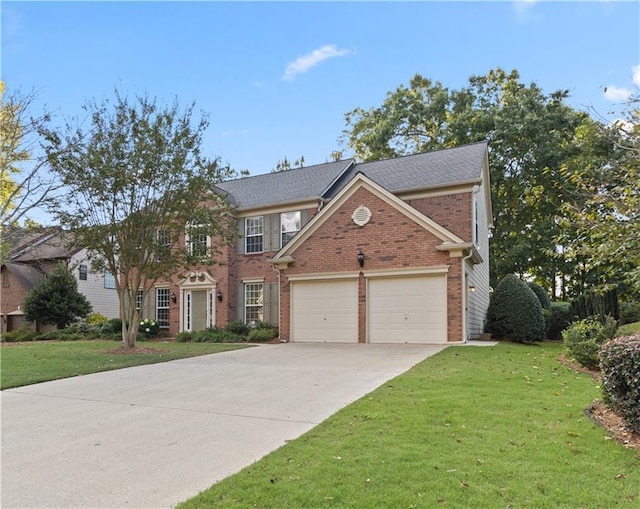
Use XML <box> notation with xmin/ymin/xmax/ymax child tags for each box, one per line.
<box><xmin>245</xmin><ymin>216</ymin><xmax>264</xmax><ymax>253</ymax></box>
<box><xmin>78</xmin><ymin>265</ymin><xmax>88</xmax><ymax>281</ymax></box>
<box><xmin>245</xmin><ymin>283</ymin><xmax>263</xmax><ymax>323</ymax></box>
<box><xmin>104</xmin><ymin>273</ymin><xmax>116</xmax><ymax>289</ymax></box>
<box><xmin>281</xmin><ymin>211</ymin><xmax>301</xmax><ymax>247</ymax></box>
<box><xmin>156</xmin><ymin>288</ymin><xmax>170</xmax><ymax>328</ymax></box>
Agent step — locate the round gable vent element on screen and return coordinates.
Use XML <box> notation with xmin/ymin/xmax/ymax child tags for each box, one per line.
<box><xmin>352</xmin><ymin>205</ymin><xmax>372</xmax><ymax>227</ymax></box>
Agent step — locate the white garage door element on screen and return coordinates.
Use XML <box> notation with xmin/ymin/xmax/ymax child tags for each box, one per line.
<box><xmin>368</xmin><ymin>275</ymin><xmax>447</xmax><ymax>344</ymax></box>
<box><xmin>291</xmin><ymin>279</ymin><xmax>358</xmax><ymax>343</ymax></box>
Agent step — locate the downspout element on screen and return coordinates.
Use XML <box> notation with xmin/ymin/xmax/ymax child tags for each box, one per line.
<box><xmin>461</xmin><ymin>249</ymin><xmax>474</xmax><ymax>343</ymax></box>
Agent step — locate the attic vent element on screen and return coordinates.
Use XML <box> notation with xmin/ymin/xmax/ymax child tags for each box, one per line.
<box><xmin>352</xmin><ymin>205</ymin><xmax>372</xmax><ymax>227</ymax></box>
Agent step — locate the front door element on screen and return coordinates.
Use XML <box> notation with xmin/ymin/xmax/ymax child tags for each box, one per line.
<box><xmin>192</xmin><ymin>290</ymin><xmax>208</xmax><ymax>331</ymax></box>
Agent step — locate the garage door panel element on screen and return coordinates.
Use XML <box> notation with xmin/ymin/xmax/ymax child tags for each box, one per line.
<box><xmin>292</xmin><ymin>280</ymin><xmax>358</xmax><ymax>343</ymax></box>
<box><xmin>369</xmin><ymin>275</ymin><xmax>447</xmax><ymax>344</ymax></box>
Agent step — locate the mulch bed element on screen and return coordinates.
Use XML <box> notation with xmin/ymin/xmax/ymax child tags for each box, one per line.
<box><xmin>559</xmin><ymin>353</ymin><xmax>640</xmax><ymax>451</ymax></box>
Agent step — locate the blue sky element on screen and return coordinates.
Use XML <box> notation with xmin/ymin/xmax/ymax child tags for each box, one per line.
<box><xmin>2</xmin><ymin>1</ymin><xmax>639</xmax><ymax>177</ymax></box>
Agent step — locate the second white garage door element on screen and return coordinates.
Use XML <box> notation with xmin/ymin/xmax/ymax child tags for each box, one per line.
<box><xmin>368</xmin><ymin>275</ymin><xmax>447</xmax><ymax>344</ymax></box>
<box><xmin>291</xmin><ymin>279</ymin><xmax>358</xmax><ymax>343</ymax></box>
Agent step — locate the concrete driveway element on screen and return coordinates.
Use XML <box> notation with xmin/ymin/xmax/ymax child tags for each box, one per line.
<box><xmin>1</xmin><ymin>342</ymin><xmax>447</xmax><ymax>509</ymax></box>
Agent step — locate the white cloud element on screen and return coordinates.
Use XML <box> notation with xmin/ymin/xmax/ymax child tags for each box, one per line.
<box><xmin>604</xmin><ymin>85</ymin><xmax>632</xmax><ymax>102</ymax></box>
<box><xmin>633</xmin><ymin>65</ymin><xmax>640</xmax><ymax>87</ymax></box>
<box><xmin>282</xmin><ymin>44</ymin><xmax>351</xmax><ymax>82</ymax></box>
<box><xmin>513</xmin><ymin>0</ymin><xmax>538</xmax><ymax>21</ymax></box>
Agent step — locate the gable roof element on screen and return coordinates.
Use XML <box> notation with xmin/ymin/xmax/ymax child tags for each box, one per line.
<box><xmin>8</xmin><ymin>229</ymin><xmax>79</xmax><ymax>263</ymax></box>
<box><xmin>270</xmin><ymin>172</ymin><xmax>467</xmax><ymax>266</ymax></box>
<box><xmin>215</xmin><ymin>141</ymin><xmax>488</xmax><ymax>211</ymax></box>
<box><xmin>328</xmin><ymin>141</ymin><xmax>488</xmax><ymax>197</ymax></box>
<box><xmin>214</xmin><ymin>159</ymin><xmax>355</xmax><ymax>210</ymax></box>
<box><xmin>2</xmin><ymin>262</ymin><xmax>46</xmax><ymax>290</ymax></box>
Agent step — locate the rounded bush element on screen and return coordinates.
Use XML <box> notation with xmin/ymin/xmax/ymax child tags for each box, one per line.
<box><xmin>599</xmin><ymin>334</ymin><xmax>640</xmax><ymax>434</ymax></box>
<box><xmin>86</xmin><ymin>312</ymin><xmax>109</xmax><ymax>325</ymax></box>
<box><xmin>139</xmin><ymin>318</ymin><xmax>160</xmax><ymax>338</ymax></box>
<box><xmin>176</xmin><ymin>331</ymin><xmax>193</xmax><ymax>343</ymax></box>
<box><xmin>562</xmin><ymin>316</ymin><xmax>617</xmax><ymax>369</ymax></box>
<box><xmin>486</xmin><ymin>274</ymin><xmax>545</xmax><ymax>344</ymax></box>
<box><xmin>527</xmin><ymin>282</ymin><xmax>551</xmax><ymax>310</ymax></box>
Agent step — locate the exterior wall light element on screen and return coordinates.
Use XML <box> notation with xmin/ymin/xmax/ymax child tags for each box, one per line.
<box><xmin>216</xmin><ymin>289</ymin><xmax>223</xmax><ymax>302</ymax></box>
<box><xmin>357</xmin><ymin>250</ymin><xmax>365</xmax><ymax>268</ymax></box>
<box><xmin>468</xmin><ymin>285</ymin><xmax>477</xmax><ymax>293</ymax></box>
<box><xmin>171</xmin><ymin>292</ymin><xmax>177</xmax><ymax>303</ymax></box>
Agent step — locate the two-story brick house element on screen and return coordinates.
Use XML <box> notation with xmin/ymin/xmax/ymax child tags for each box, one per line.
<box><xmin>143</xmin><ymin>141</ymin><xmax>492</xmax><ymax>344</ymax></box>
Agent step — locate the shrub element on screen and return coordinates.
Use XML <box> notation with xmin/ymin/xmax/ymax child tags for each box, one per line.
<box><xmin>619</xmin><ymin>301</ymin><xmax>640</xmax><ymax>325</ymax></box>
<box><xmin>176</xmin><ymin>332</ymin><xmax>193</xmax><ymax>343</ymax></box>
<box><xmin>225</xmin><ymin>320</ymin><xmax>249</xmax><ymax>336</ymax></box>
<box><xmin>546</xmin><ymin>302</ymin><xmax>574</xmax><ymax>340</ymax></box>
<box><xmin>562</xmin><ymin>316</ymin><xmax>617</xmax><ymax>369</ymax></box>
<box><xmin>486</xmin><ymin>274</ymin><xmax>545</xmax><ymax>344</ymax></box>
<box><xmin>248</xmin><ymin>327</ymin><xmax>278</xmax><ymax>342</ymax></box>
<box><xmin>86</xmin><ymin>312</ymin><xmax>109</xmax><ymax>325</ymax></box>
<box><xmin>599</xmin><ymin>334</ymin><xmax>640</xmax><ymax>434</ymax></box>
<box><xmin>138</xmin><ymin>318</ymin><xmax>160</xmax><ymax>338</ymax></box>
<box><xmin>527</xmin><ymin>282</ymin><xmax>551</xmax><ymax>310</ymax></box>
<box><xmin>1</xmin><ymin>327</ymin><xmax>40</xmax><ymax>342</ymax></box>
<box><xmin>571</xmin><ymin>287</ymin><xmax>619</xmax><ymax>322</ymax></box>
<box><xmin>101</xmin><ymin>318</ymin><xmax>123</xmax><ymax>335</ymax></box>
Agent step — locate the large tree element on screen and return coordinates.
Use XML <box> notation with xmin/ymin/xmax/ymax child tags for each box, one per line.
<box><xmin>342</xmin><ymin>69</ymin><xmax>596</xmax><ymax>295</ymax></box>
<box><xmin>0</xmin><ymin>82</ymin><xmax>63</xmax><ymax>260</ymax></box>
<box><xmin>557</xmin><ymin>94</ymin><xmax>639</xmax><ymax>295</ymax></box>
<box><xmin>24</xmin><ymin>262</ymin><xmax>92</xmax><ymax>329</ymax></box>
<box><xmin>40</xmin><ymin>91</ymin><xmax>237</xmax><ymax>348</ymax></box>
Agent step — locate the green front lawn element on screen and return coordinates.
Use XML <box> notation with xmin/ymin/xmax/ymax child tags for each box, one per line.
<box><xmin>179</xmin><ymin>343</ymin><xmax>639</xmax><ymax>509</ymax></box>
<box><xmin>0</xmin><ymin>340</ymin><xmax>250</xmax><ymax>389</ymax></box>
<box><xmin>617</xmin><ymin>321</ymin><xmax>640</xmax><ymax>337</ymax></box>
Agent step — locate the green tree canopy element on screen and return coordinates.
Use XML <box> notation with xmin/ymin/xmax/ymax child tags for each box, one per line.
<box><xmin>39</xmin><ymin>90</ymin><xmax>237</xmax><ymax>348</ymax></box>
<box><xmin>24</xmin><ymin>262</ymin><xmax>92</xmax><ymax>329</ymax></box>
<box><xmin>341</xmin><ymin>68</ymin><xmax>610</xmax><ymax>296</ymax></box>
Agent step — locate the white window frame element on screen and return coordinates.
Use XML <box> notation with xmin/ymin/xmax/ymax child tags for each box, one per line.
<box><xmin>156</xmin><ymin>288</ymin><xmax>170</xmax><ymax>329</ymax></box>
<box><xmin>104</xmin><ymin>272</ymin><xmax>116</xmax><ymax>289</ymax></box>
<box><xmin>186</xmin><ymin>224</ymin><xmax>210</xmax><ymax>258</ymax></box>
<box><xmin>280</xmin><ymin>211</ymin><xmax>301</xmax><ymax>248</ymax></box>
<box><xmin>245</xmin><ymin>216</ymin><xmax>264</xmax><ymax>254</ymax></box>
<box><xmin>244</xmin><ymin>283</ymin><xmax>264</xmax><ymax>324</ymax></box>
<box><xmin>78</xmin><ymin>264</ymin><xmax>88</xmax><ymax>281</ymax></box>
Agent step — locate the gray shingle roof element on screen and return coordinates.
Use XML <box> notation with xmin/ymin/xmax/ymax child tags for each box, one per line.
<box><xmin>328</xmin><ymin>141</ymin><xmax>488</xmax><ymax>198</ymax></box>
<box><xmin>215</xmin><ymin>159</ymin><xmax>355</xmax><ymax>210</ymax></box>
<box><xmin>216</xmin><ymin>142</ymin><xmax>487</xmax><ymax>210</ymax></box>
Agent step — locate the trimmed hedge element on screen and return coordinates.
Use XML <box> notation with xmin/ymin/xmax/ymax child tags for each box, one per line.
<box><xmin>486</xmin><ymin>274</ymin><xmax>545</xmax><ymax>344</ymax></box>
<box><xmin>527</xmin><ymin>282</ymin><xmax>551</xmax><ymax>310</ymax></box>
<box><xmin>619</xmin><ymin>301</ymin><xmax>640</xmax><ymax>325</ymax></box>
<box><xmin>600</xmin><ymin>334</ymin><xmax>640</xmax><ymax>434</ymax></box>
<box><xmin>546</xmin><ymin>302</ymin><xmax>574</xmax><ymax>341</ymax></box>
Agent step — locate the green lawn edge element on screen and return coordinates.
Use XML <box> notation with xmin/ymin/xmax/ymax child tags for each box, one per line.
<box><xmin>0</xmin><ymin>340</ymin><xmax>251</xmax><ymax>389</ymax></box>
<box><xmin>178</xmin><ymin>343</ymin><xmax>639</xmax><ymax>509</ymax></box>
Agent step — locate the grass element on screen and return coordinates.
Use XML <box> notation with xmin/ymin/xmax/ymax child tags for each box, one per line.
<box><xmin>178</xmin><ymin>343</ymin><xmax>639</xmax><ymax>509</ymax></box>
<box><xmin>0</xmin><ymin>340</ymin><xmax>250</xmax><ymax>389</ymax></box>
<box><xmin>617</xmin><ymin>320</ymin><xmax>640</xmax><ymax>337</ymax></box>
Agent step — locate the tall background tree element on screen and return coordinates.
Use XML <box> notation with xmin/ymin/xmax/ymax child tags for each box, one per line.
<box><xmin>0</xmin><ymin>82</ymin><xmax>63</xmax><ymax>260</ymax></box>
<box><xmin>24</xmin><ymin>262</ymin><xmax>92</xmax><ymax>329</ymax></box>
<box><xmin>40</xmin><ymin>91</ymin><xmax>237</xmax><ymax>348</ymax></box>
<box><xmin>341</xmin><ymin>68</ymin><xmax>623</xmax><ymax>297</ymax></box>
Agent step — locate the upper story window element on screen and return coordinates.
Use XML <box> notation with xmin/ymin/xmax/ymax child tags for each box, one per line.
<box><xmin>157</xmin><ymin>229</ymin><xmax>171</xmax><ymax>261</ymax></box>
<box><xmin>104</xmin><ymin>272</ymin><xmax>116</xmax><ymax>289</ymax></box>
<box><xmin>187</xmin><ymin>225</ymin><xmax>209</xmax><ymax>258</ymax></box>
<box><xmin>245</xmin><ymin>216</ymin><xmax>263</xmax><ymax>254</ymax></box>
<box><xmin>78</xmin><ymin>264</ymin><xmax>88</xmax><ymax>281</ymax></box>
<box><xmin>281</xmin><ymin>211</ymin><xmax>301</xmax><ymax>248</ymax></box>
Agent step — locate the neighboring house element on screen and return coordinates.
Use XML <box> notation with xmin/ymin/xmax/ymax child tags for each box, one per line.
<box><xmin>147</xmin><ymin>141</ymin><xmax>493</xmax><ymax>344</ymax></box>
<box><xmin>0</xmin><ymin>228</ymin><xmax>119</xmax><ymax>333</ymax></box>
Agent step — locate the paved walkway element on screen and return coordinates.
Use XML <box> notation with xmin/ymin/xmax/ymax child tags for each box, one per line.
<box><xmin>1</xmin><ymin>342</ymin><xmax>451</xmax><ymax>508</ymax></box>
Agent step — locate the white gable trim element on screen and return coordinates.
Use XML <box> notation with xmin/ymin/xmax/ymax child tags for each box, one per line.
<box><xmin>270</xmin><ymin>172</ymin><xmax>466</xmax><ymax>265</ymax></box>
